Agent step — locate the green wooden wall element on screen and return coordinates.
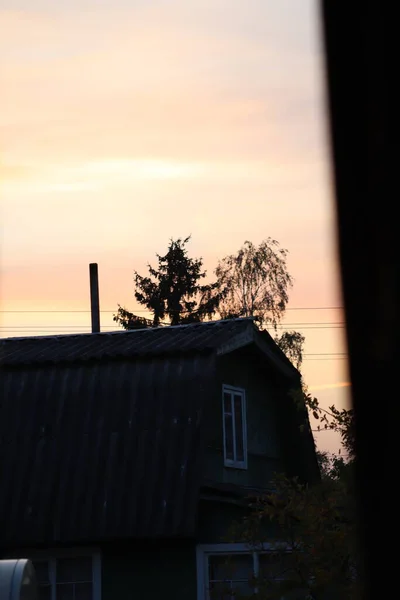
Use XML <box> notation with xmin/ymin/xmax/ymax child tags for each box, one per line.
<box><xmin>197</xmin><ymin>499</ymin><xmax>282</xmax><ymax>544</ymax></box>
<box><xmin>101</xmin><ymin>541</ymin><xmax>197</xmax><ymax>600</ymax></box>
<box><xmin>202</xmin><ymin>348</ymin><xmax>288</xmax><ymax>489</ymax></box>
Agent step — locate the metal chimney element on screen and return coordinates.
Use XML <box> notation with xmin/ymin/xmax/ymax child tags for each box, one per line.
<box><xmin>89</xmin><ymin>263</ymin><xmax>100</xmax><ymax>333</ymax></box>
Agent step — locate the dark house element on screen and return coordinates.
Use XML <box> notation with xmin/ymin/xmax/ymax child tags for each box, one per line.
<box><xmin>0</xmin><ymin>317</ymin><xmax>318</xmax><ymax>599</ymax></box>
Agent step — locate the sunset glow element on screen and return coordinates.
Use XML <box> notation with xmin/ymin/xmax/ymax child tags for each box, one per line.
<box><xmin>1</xmin><ymin>0</ymin><xmax>350</xmax><ymax>453</ymax></box>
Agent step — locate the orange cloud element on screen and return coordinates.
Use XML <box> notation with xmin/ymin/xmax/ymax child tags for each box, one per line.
<box><xmin>1</xmin><ymin>1</ymin><xmax>333</xmax><ymax>336</ymax></box>
<box><xmin>1</xmin><ymin>3</ymin><xmax>321</xmax><ymax>168</ymax></box>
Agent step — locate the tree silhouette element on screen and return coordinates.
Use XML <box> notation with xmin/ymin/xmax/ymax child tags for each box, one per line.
<box><xmin>114</xmin><ymin>236</ymin><xmax>222</xmax><ymax>329</ymax></box>
<box><xmin>215</xmin><ymin>239</ymin><xmax>293</xmax><ymax>330</ymax></box>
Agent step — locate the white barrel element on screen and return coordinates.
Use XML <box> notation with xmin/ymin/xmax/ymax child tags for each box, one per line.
<box><xmin>0</xmin><ymin>559</ymin><xmax>37</xmax><ymax>600</ymax></box>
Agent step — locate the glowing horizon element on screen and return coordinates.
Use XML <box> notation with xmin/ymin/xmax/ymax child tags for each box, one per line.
<box><xmin>1</xmin><ymin>0</ymin><xmax>349</xmax><ymax>454</ymax></box>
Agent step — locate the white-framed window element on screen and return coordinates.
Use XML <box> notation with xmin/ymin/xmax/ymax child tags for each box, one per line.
<box><xmin>197</xmin><ymin>543</ymin><xmax>305</xmax><ymax>600</ymax></box>
<box><xmin>222</xmin><ymin>385</ymin><xmax>247</xmax><ymax>469</ymax></box>
<box><xmin>7</xmin><ymin>548</ymin><xmax>101</xmax><ymax>600</ymax></box>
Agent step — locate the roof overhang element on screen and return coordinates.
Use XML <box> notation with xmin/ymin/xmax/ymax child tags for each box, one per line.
<box><xmin>216</xmin><ymin>324</ymin><xmax>300</xmax><ymax>380</ymax></box>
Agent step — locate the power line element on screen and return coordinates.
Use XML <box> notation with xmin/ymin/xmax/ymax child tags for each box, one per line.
<box><xmin>0</xmin><ymin>317</ymin><xmax>348</xmax><ymax>332</ymax></box>
<box><xmin>0</xmin><ymin>308</ymin><xmax>348</xmax><ymax>361</ymax></box>
<box><xmin>0</xmin><ymin>306</ymin><xmax>344</xmax><ymax>314</ymax></box>
<box><xmin>0</xmin><ymin>321</ymin><xmax>346</xmax><ymax>325</ymax></box>
<box><xmin>0</xmin><ymin>340</ymin><xmax>347</xmax><ymax>359</ymax></box>
<box><xmin>0</xmin><ymin>330</ymin><xmax>348</xmax><ymax>357</ymax></box>
<box><xmin>0</xmin><ymin>322</ymin><xmax>345</xmax><ymax>327</ymax></box>
<box><xmin>0</xmin><ymin>323</ymin><xmax>345</xmax><ymax>330</ymax></box>
<box><xmin>0</xmin><ymin>327</ymin><xmax>347</xmax><ymax>334</ymax></box>
<box><xmin>0</xmin><ymin>327</ymin><xmax>349</xmax><ymax>353</ymax></box>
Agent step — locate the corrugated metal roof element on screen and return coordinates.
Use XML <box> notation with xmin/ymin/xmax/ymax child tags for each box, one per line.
<box><xmin>0</xmin><ymin>318</ymin><xmax>257</xmax><ymax>365</ymax></box>
<box><xmin>0</xmin><ymin>354</ymin><xmax>215</xmax><ymax>547</ymax></box>
<box><xmin>0</xmin><ymin>318</ymin><xmax>299</xmax><ymax>548</ymax></box>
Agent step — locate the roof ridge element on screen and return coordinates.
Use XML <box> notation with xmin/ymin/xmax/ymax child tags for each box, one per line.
<box><xmin>0</xmin><ymin>317</ymin><xmax>257</xmax><ymax>343</ymax></box>
<box><xmin>0</xmin><ymin>318</ymin><xmax>299</xmax><ymax>380</ymax></box>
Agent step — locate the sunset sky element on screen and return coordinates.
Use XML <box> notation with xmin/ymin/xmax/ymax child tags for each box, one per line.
<box><xmin>1</xmin><ymin>0</ymin><xmax>350</xmax><ymax>454</ymax></box>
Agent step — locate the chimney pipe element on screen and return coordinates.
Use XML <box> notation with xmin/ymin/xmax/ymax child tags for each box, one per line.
<box><xmin>89</xmin><ymin>263</ymin><xmax>100</xmax><ymax>333</ymax></box>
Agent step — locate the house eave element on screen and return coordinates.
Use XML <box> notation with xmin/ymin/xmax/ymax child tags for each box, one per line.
<box><xmin>217</xmin><ymin>325</ymin><xmax>299</xmax><ymax>380</ymax></box>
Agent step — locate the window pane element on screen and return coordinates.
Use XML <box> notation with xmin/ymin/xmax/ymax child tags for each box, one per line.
<box><xmin>209</xmin><ymin>581</ymin><xmax>233</xmax><ymax>600</ymax></box>
<box><xmin>210</xmin><ymin>581</ymin><xmax>253</xmax><ymax>599</ymax></box>
<box><xmin>233</xmin><ymin>395</ymin><xmax>244</xmax><ymax>462</ymax></box>
<box><xmin>75</xmin><ymin>582</ymin><xmax>93</xmax><ymax>600</ymax></box>
<box><xmin>56</xmin><ymin>582</ymin><xmax>92</xmax><ymax>600</ymax></box>
<box><xmin>56</xmin><ymin>583</ymin><xmax>74</xmax><ymax>600</ymax></box>
<box><xmin>209</xmin><ymin>554</ymin><xmax>253</xmax><ymax>582</ymax></box>
<box><xmin>37</xmin><ymin>585</ymin><xmax>51</xmax><ymax>600</ymax></box>
<box><xmin>209</xmin><ymin>555</ymin><xmax>254</xmax><ymax>600</ymax></box>
<box><xmin>224</xmin><ymin>412</ymin><xmax>234</xmax><ymax>461</ymax></box>
<box><xmin>232</xmin><ymin>580</ymin><xmax>254</xmax><ymax>598</ymax></box>
<box><xmin>57</xmin><ymin>557</ymin><xmax>92</xmax><ymax>583</ymax></box>
<box><xmin>210</xmin><ymin>581</ymin><xmax>254</xmax><ymax>599</ymax></box>
<box><xmin>32</xmin><ymin>561</ymin><xmax>49</xmax><ymax>584</ymax></box>
<box><xmin>223</xmin><ymin>392</ymin><xmax>232</xmax><ymax>415</ymax></box>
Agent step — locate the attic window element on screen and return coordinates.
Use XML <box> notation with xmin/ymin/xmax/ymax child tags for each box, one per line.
<box><xmin>222</xmin><ymin>385</ymin><xmax>247</xmax><ymax>469</ymax></box>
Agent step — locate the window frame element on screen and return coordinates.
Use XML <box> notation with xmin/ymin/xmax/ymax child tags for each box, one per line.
<box><xmin>196</xmin><ymin>542</ymin><xmax>294</xmax><ymax>600</ymax></box>
<box><xmin>222</xmin><ymin>384</ymin><xmax>248</xmax><ymax>469</ymax></box>
<box><xmin>5</xmin><ymin>547</ymin><xmax>101</xmax><ymax>600</ymax></box>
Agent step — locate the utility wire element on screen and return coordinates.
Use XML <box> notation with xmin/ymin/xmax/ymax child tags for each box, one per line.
<box><xmin>0</xmin><ymin>324</ymin><xmax>346</xmax><ymax>330</ymax></box>
<box><xmin>0</xmin><ymin>306</ymin><xmax>344</xmax><ymax>313</ymax></box>
<box><xmin>0</xmin><ymin>308</ymin><xmax>348</xmax><ymax>361</ymax></box>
